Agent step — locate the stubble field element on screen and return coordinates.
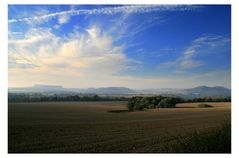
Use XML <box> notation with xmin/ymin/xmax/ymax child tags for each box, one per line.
<box><xmin>8</xmin><ymin>101</ymin><xmax>230</xmax><ymax>153</ymax></box>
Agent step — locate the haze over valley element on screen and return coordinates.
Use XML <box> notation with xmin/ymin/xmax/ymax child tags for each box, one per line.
<box><xmin>9</xmin><ymin>84</ymin><xmax>231</xmax><ymax>99</ymax></box>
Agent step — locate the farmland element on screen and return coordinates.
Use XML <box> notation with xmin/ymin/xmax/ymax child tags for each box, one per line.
<box><xmin>8</xmin><ymin>101</ymin><xmax>230</xmax><ymax>153</ymax></box>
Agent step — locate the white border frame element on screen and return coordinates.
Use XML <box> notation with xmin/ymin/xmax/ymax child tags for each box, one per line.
<box><xmin>1</xmin><ymin>0</ymin><xmax>238</xmax><ymax>158</ymax></box>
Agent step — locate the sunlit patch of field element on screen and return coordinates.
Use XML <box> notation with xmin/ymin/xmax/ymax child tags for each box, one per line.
<box><xmin>8</xmin><ymin>101</ymin><xmax>230</xmax><ymax>153</ymax></box>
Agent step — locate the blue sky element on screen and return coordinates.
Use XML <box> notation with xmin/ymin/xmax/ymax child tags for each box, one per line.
<box><xmin>8</xmin><ymin>5</ymin><xmax>231</xmax><ymax>88</ymax></box>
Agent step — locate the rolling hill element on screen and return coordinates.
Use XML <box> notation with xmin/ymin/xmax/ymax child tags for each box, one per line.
<box><xmin>8</xmin><ymin>85</ymin><xmax>230</xmax><ymax>98</ymax></box>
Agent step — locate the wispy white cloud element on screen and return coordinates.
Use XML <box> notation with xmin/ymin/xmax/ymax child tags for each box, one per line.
<box><xmin>8</xmin><ymin>25</ymin><xmax>143</xmax><ymax>87</ymax></box>
<box><xmin>54</xmin><ymin>14</ymin><xmax>71</xmax><ymax>29</ymax></box>
<box><xmin>8</xmin><ymin>5</ymin><xmax>203</xmax><ymax>24</ymax></box>
<box><xmin>8</xmin><ymin>27</ymin><xmax>230</xmax><ymax>88</ymax></box>
<box><xmin>158</xmin><ymin>35</ymin><xmax>230</xmax><ymax>71</ymax></box>
<box><xmin>58</xmin><ymin>14</ymin><xmax>70</xmax><ymax>24</ymax></box>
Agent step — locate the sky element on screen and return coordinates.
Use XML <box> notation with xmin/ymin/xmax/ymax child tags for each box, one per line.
<box><xmin>8</xmin><ymin>5</ymin><xmax>231</xmax><ymax>89</ymax></box>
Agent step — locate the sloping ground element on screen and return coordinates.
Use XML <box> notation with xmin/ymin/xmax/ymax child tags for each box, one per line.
<box><xmin>8</xmin><ymin>101</ymin><xmax>230</xmax><ymax>153</ymax></box>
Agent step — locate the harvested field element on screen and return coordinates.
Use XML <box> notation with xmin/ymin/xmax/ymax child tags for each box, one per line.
<box><xmin>8</xmin><ymin>101</ymin><xmax>231</xmax><ymax>153</ymax></box>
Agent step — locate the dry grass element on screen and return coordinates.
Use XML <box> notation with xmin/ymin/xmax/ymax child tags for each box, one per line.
<box><xmin>8</xmin><ymin>101</ymin><xmax>231</xmax><ymax>153</ymax></box>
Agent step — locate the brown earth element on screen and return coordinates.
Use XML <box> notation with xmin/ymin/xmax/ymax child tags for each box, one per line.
<box><xmin>8</xmin><ymin>101</ymin><xmax>230</xmax><ymax>153</ymax></box>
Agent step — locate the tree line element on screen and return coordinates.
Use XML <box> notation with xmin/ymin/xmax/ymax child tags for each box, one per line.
<box><xmin>127</xmin><ymin>96</ymin><xmax>231</xmax><ymax>111</ymax></box>
<box><xmin>8</xmin><ymin>93</ymin><xmax>129</xmax><ymax>103</ymax></box>
<box><xmin>9</xmin><ymin>93</ymin><xmax>230</xmax><ymax>108</ymax></box>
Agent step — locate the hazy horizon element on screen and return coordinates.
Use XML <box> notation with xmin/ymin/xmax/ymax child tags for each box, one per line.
<box><xmin>8</xmin><ymin>83</ymin><xmax>231</xmax><ymax>90</ymax></box>
<box><xmin>8</xmin><ymin>5</ymin><xmax>231</xmax><ymax>89</ymax></box>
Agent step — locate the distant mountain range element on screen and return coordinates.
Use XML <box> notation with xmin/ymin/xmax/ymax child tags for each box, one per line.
<box><xmin>135</xmin><ymin>86</ymin><xmax>230</xmax><ymax>98</ymax></box>
<box><xmin>9</xmin><ymin>84</ymin><xmax>135</xmax><ymax>94</ymax></box>
<box><xmin>9</xmin><ymin>84</ymin><xmax>68</xmax><ymax>93</ymax></box>
<box><xmin>9</xmin><ymin>84</ymin><xmax>231</xmax><ymax>98</ymax></box>
<box><xmin>182</xmin><ymin>86</ymin><xmax>231</xmax><ymax>98</ymax></box>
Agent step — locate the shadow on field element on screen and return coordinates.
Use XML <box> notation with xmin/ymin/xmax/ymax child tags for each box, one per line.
<box><xmin>107</xmin><ymin>110</ymin><xmax>131</xmax><ymax>113</ymax></box>
<box><xmin>175</xmin><ymin>107</ymin><xmax>196</xmax><ymax>108</ymax></box>
<box><xmin>162</xmin><ymin>121</ymin><xmax>231</xmax><ymax>153</ymax></box>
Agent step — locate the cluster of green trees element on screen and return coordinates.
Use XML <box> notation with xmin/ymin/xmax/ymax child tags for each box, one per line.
<box><xmin>8</xmin><ymin>93</ymin><xmax>129</xmax><ymax>103</ymax></box>
<box><xmin>127</xmin><ymin>96</ymin><xmax>231</xmax><ymax>111</ymax></box>
<box><xmin>127</xmin><ymin>96</ymin><xmax>183</xmax><ymax>111</ymax></box>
